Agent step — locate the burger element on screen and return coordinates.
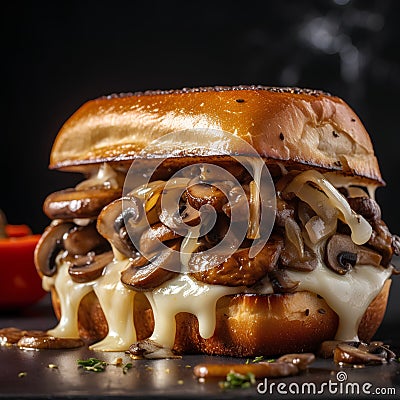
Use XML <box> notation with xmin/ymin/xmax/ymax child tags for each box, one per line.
<box><xmin>34</xmin><ymin>86</ymin><xmax>399</xmax><ymax>357</ymax></box>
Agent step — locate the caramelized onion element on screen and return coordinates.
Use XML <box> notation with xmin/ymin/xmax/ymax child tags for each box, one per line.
<box><xmin>292</xmin><ymin>183</ymin><xmax>337</xmax><ymax>243</ymax></box>
<box><xmin>284</xmin><ymin>170</ymin><xmax>372</xmax><ymax>245</ymax></box>
<box><xmin>305</xmin><ymin>216</ymin><xmax>334</xmax><ymax>244</ymax></box>
<box><xmin>297</xmin><ymin>201</ymin><xmax>315</xmax><ymax>227</ymax></box>
<box><xmin>284</xmin><ymin>218</ymin><xmax>304</xmax><ymax>258</ymax></box>
<box><xmin>247</xmin><ymin>180</ymin><xmax>261</xmax><ymax>239</ymax></box>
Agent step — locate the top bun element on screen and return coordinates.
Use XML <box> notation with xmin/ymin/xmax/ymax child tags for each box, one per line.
<box><xmin>50</xmin><ymin>86</ymin><xmax>383</xmax><ymax>184</ymax></box>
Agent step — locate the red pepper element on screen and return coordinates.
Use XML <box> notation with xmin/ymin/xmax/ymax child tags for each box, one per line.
<box><xmin>0</xmin><ymin>225</ymin><xmax>46</xmax><ymax>309</ymax></box>
<box><xmin>5</xmin><ymin>224</ymin><xmax>32</xmax><ymax>238</ymax></box>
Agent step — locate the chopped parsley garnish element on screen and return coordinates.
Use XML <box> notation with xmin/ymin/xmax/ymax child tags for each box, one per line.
<box><xmin>77</xmin><ymin>358</ymin><xmax>107</xmax><ymax>372</ymax></box>
<box><xmin>245</xmin><ymin>355</ymin><xmax>275</xmax><ymax>364</ymax></box>
<box><xmin>122</xmin><ymin>363</ymin><xmax>133</xmax><ymax>374</ymax></box>
<box><xmin>77</xmin><ymin>358</ymin><xmax>134</xmax><ymax>374</ymax></box>
<box><xmin>219</xmin><ymin>372</ymin><xmax>256</xmax><ymax>389</ymax></box>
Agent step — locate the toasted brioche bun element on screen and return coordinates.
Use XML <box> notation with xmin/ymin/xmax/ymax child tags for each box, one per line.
<box><xmin>50</xmin><ymin>86</ymin><xmax>382</xmax><ymax>184</ymax></box>
<box><xmin>50</xmin><ymin>280</ymin><xmax>390</xmax><ymax>356</ymax></box>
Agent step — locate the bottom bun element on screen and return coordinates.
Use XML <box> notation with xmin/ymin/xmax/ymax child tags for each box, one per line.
<box><xmin>50</xmin><ymin>280</ymin><xmax>391</xmax><ymax>357</ymax></box>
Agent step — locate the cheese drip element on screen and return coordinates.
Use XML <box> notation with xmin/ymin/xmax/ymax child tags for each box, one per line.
<box><xmin>75</xmin><ymin>163</ymin><xmax>124</xmax><ymax>190</ymax></box>
<box><xmin>286</xmin><ymin>262</ymin><xmax>392</xmax><ymax>341</ymax></box>
<box><xmin>43</xmin><ymin>254</ymin><xmax>136</xmax><ymax>351</ymax></box>
<box><xmin>145</xmin><ymin>274</ymin><xmax>242</xmax><ymax>348</ymax></box>
<box><xmin>323</xmin><ymin>172</ymin><xmax>378</xmax><ymax>201</ymax></box>
<box><xmin>285</xmin><ymin>170</ymin><xmax>372</xmax><ymax>245</ymax></box>
<box><xmin>180</xmin><ymin>227</ymin><xmax>201</xmax><ymax>273</ymax></box>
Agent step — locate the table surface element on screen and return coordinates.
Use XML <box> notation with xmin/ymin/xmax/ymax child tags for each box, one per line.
<box><xmin>0</xmin><ymin>294</ymin><xmax>399</xmax><ymax>400</ymax></box>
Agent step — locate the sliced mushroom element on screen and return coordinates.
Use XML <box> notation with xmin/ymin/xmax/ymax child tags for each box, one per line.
<box><xmin>0</xmin><ymin>327</ymin><xmax>48</xmax><ymax>345</ymax></box>
<box><xmin>279</xmin><ymin>247</ymin><xmax>317</xmax><ymax>272</ymax></box>
<box><xmin>334</xmin><ymin>342</ymin><xmax>387</xmax><ymax>365</ymax></box>
<box><xmin>191</xmin><ymin>236</ymin><xmax>283</xmax><ymax>286</ymax></box>
<box><xmin>180</xmin><ymin>203</ymin><xmax>201</xmax><ymax>226</ymax></box>
<box><xmin>97</xmin><ymin>196</ymin><xmax>142</xmax><ymax>258</ymax></box>
<box><xmin>347</xmin><ymin>195</ymin><xmax>397</xmax><ymax>266</ymax></box>
<box><xmin>160</xmin><ymin>201</ymin><xmax>218</xmax><ymax>238</ymax></box>
<box><xmin>186</xmin><ymin>182</ymin><xmax>228</xmax><ymax>212</ymax></box>
<box><xmin>275</xmin><ymin>197</ymin><xmax>296</xmax><ymax>227</ymax></box>
<box><xmin>34</xmin><ymin>222</ymin><xmax>74</xmax><ymax>277</ymax></box>
<box><xmin>347</xmin><ymin>196</ymin><xmax>381</xmax><ymax>221</ymax></box>
<box><xmin>282</xmin><ymin>217</ymin><xmax>319</xmax><ymax>273</ymax></box>
<box><xmin>63</xmin><ymin>223</ymin><xmax>110</xmax><ymax>256</ymax></box>
<box><xmin>203</xmin><ymin>214</ymin><xmax>230</xmax><ymax>247</ymax></box>
<box><xmin>43</xmin><ymin>188</ymin><xmax>122</xmax><ymax>219</ymax></box>
<box><xmin>269</xmin><ymin>269</ymin><xmax>299</xmax><ymax>293</ymax></box>
<box><xmin>325</xmin><ymin>234</ymin><xmax>382</xmax><ymax>275</ymax></box>
<box><xmin>367</xmin><ymin>342</ymin><xmax>397</xmax><ymax>361</ymax></box>
<box><xmin>193</xmin><ymin>360</ymin><xmax>299</xmax><ymax>379</ymax></box>
<box><xmin>320</xmin><ymin>340</ymin><xmax>396</xmax><ymax>363</ymax></box>
<box><xmin>17</xmin><ymin>335</ymin><xmax>84</xmax><ymax>350</ymax></box>
<box><xmin>318</xmin><ymin>340</ymin><xmax>342</xmax><ymax>358</ymax></box>
<box><xmin>113</xmin><ymin>198</ymin><xmax>143</xmax><ymax>231</ymax></box>
<box><xmin>68</xmin><ymin>251</ymin><xmax>114</xmax><ymax>283</ymax></box>
<box><xmin>277</xmin><ymin>353</ymin><xmax>315</xmax><ymax>370</ymax></box>
<box><xmin>222</xmin><ymin>184</ymin><xmax>250</xmax><ymax>221</ymax></box>
<box><xmin>121</xmin><ymin>240</ymin><xmax>180</xmax><ymax>291</ymax></box>
<box><xmin>139</xmin><ymin>222</ymin><xmax>180</xmax><ymax>256</ymax></box>
<box><xmin>367</xmin><ymin>219</ymin><xmax>394</xmax><ymax>266</ymax></box>
<box><xmin>128</xmin><ymin>339</ymin><xmax>180</xmax><ymax>359</ymax></box>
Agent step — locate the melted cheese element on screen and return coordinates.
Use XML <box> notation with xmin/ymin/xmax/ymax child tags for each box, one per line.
<box><xmin>180</xmin><ymin>227</ymin><xmax>201</xmax><ymax>273</ymax></box>
<box><xmin>43</xmin><ymin>254</ymin><xmax>136</xmax><ymax>351</ymax></box>
<box><xmin>89</xmin><ymin>259</ymin><xmax>136</xmax><ymax>351</ymax></box>
<box><xmin>43</xmin><ymin>255</ymin><xmax>93</xmax><ymax>338</ymax></box>
<box><xmin>145</xmin><ymin>274</ymin><xmax>242</xmax><ymax>348</ymax></box>
<box><xmin>75</xmin><ymin>163</ymin><xmax>124</xmax><ymax>190</ymax></box>
<box><xmin>286</xmin><ymin>262</ymin><xmax>392</xmax><ymax>341</ymax></box>
<box><xmin>244</xmin><ymin>157</ymin><xmax>264</xmax><ymax>240</ymax></box>
<box><xmin>323</xmin><ymin>172</ymin><xmax>378</xmax><ymax>201</ymax></box>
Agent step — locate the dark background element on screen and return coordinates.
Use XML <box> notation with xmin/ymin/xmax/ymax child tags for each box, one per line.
<box><xmin>2</xmin><ymin>1</ymin><xmax>399</xmax><ymax>326</ymax></box>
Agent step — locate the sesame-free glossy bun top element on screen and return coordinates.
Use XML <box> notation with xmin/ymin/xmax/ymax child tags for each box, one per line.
<box><xmin>49</xmin><ymin>86</ymin><xmax>383</xmax><ymax>184</ymax></box>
